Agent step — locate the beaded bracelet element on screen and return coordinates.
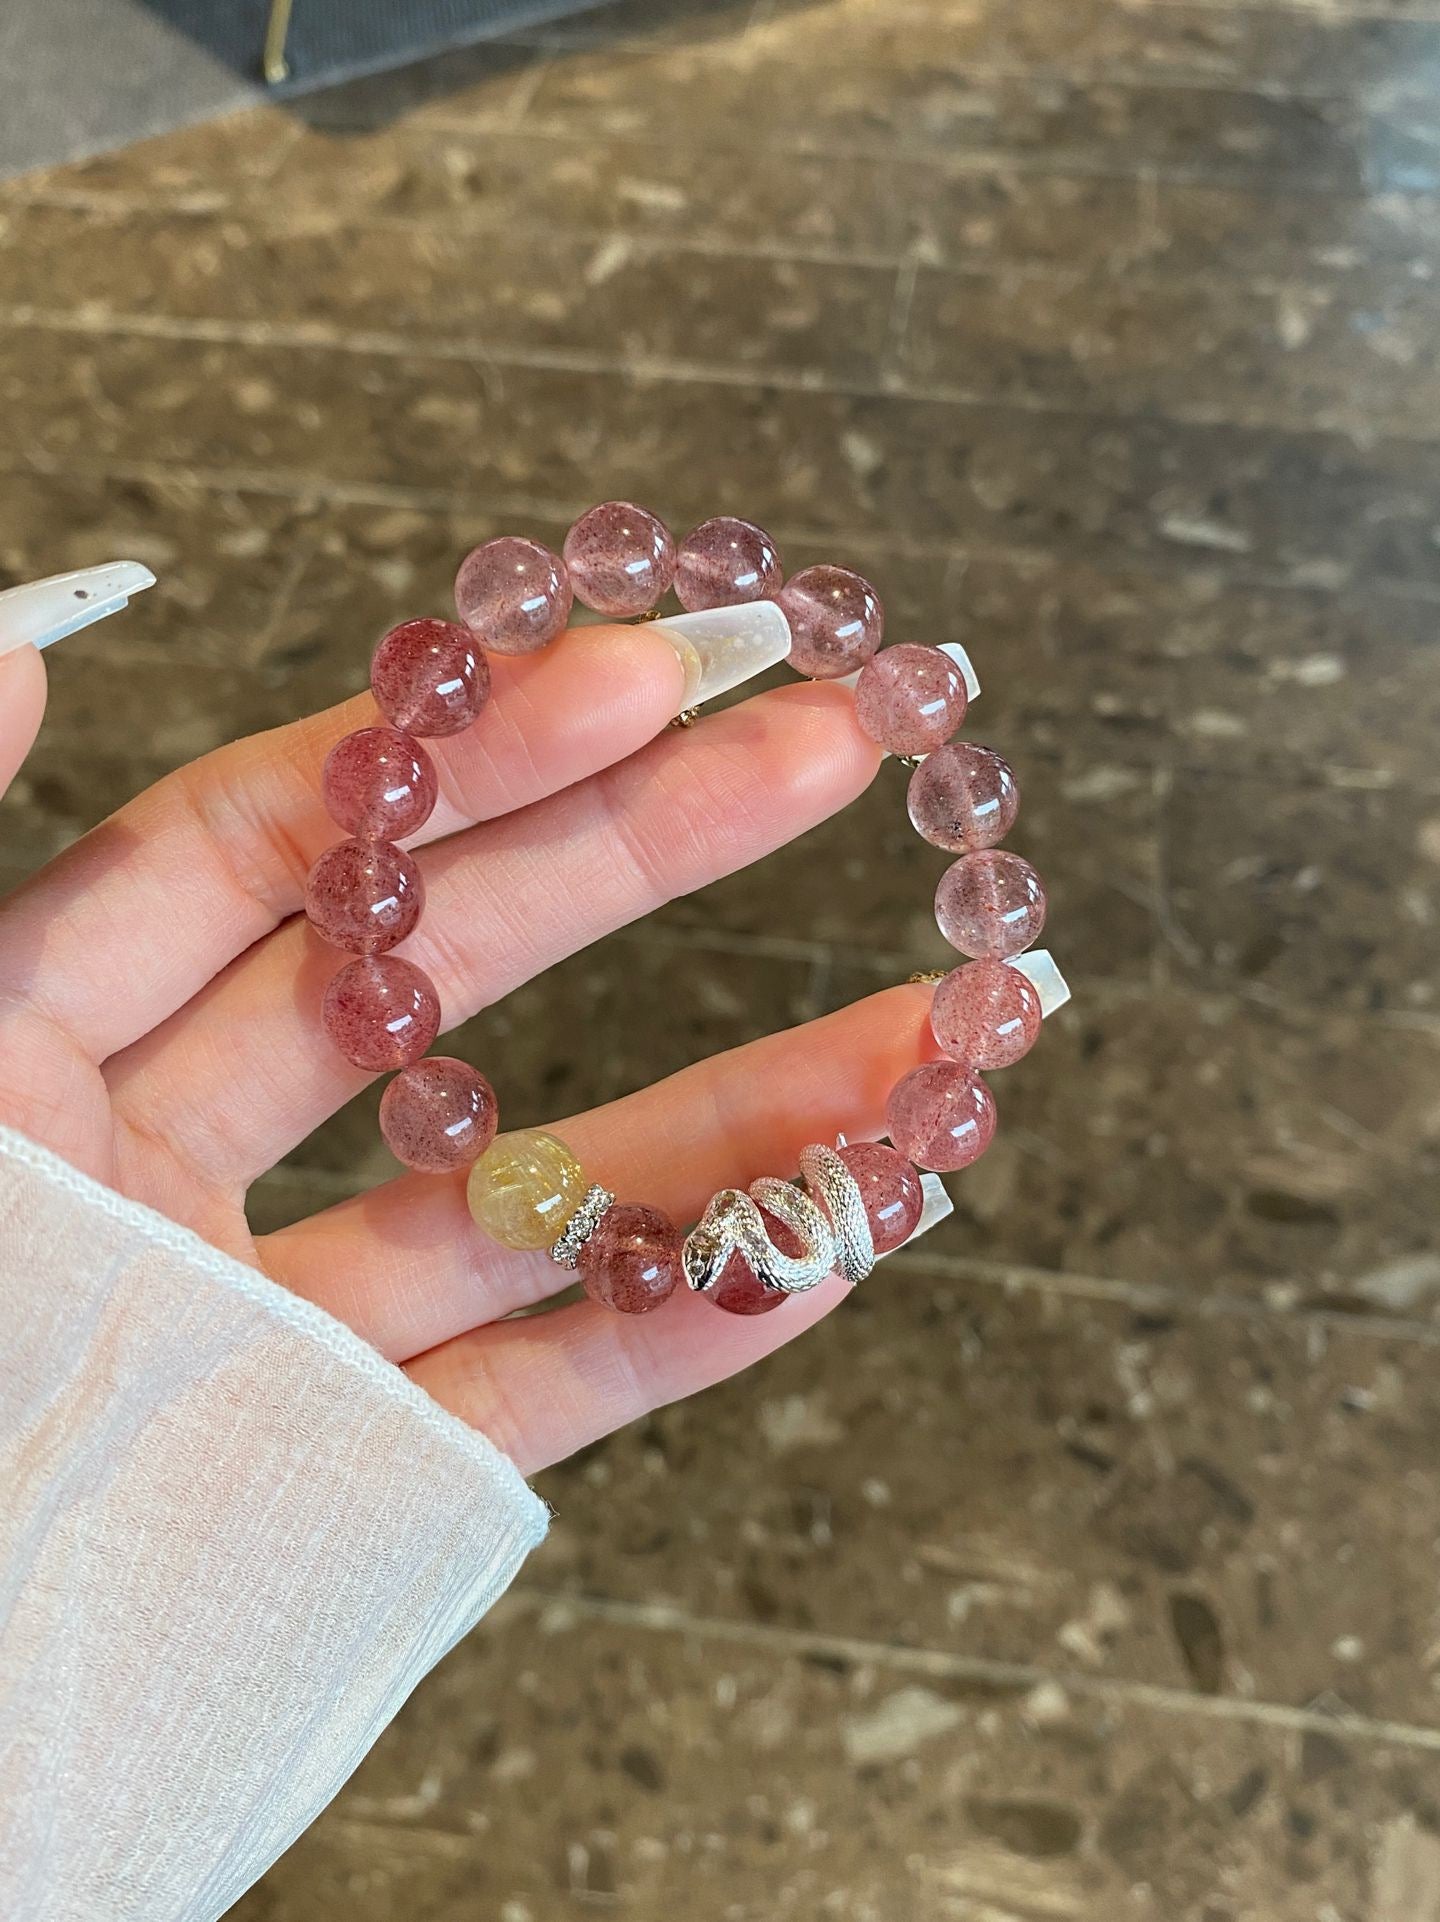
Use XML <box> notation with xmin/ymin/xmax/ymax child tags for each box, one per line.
<box><xmin>303</xmin><ymin>502</ymin><xmax>1068</xmax><ymax>1318</ymax></box>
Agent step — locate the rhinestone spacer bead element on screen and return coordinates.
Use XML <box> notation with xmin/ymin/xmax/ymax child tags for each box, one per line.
<box><xmin>549</xmin><ymin>1184</ymin><xmax>617</xmax><ymax>1268</ymax></box>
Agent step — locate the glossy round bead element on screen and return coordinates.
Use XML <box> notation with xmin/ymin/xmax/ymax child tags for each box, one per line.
<box><xmin>836</xmin><ymin>1141</ymin><xmax>925</xmax><ymax>1254</ymax></box>
<box><xmin>322</xmin><ymin>726</ymin><xmax>438</xmax><ymax>841</ymax></box>
<box><xmin>563</xmin><ymin>500</ymin><xmax>676</xmax><ymax>617</ymax></box>
<box><xmin>370</xmin><ymin>618</ymin><xmax>490</xmax><ymax>738</ymax></box>
<box><xmin>379</xmin><ymin>1056</ymin><xmax>498</xmax><ymax>1173</ymax></box>
<box><xmin>777</xmin><ymin>565</ymin><xmax>884</xmax><ymax>679</ymax></box>
<box><xmin>854</xmin><ymin>645</ymin><xmax>967</xmax><ymax>756</ymax></box>
<box><xmin>466</xmin><ymin>1128</ymin><xmax>588</xmax><ymax>1251</ymax></box>
<box><xmin>304</xmin><ymin>839</ymin><xmax>423</xmax><ymax>955</ymax></box>
<box><xmin>885</xmin><ymin>1061</ymin><xmax>997</xmax><ymax>1173</ymax></box>
<box><xmin>706</xmin><ymin>1204</ymin><xmax>797</xmax><ymax>1316</ymax></box>
<box><xmin>906</xmin><ymin>742</ymin><xmax>1019</xmax><ymax>854</ymax></box>
<box><xmin>935</xmin><ymin>849</ymin><xmax>1047</xmax><ymax>960</ymax></box>
<box><xmin>578</xmin><ymin>1202</ymin><xmax>683</xmax><ymax>1315</ymax></box>
<box><xmin>454</xmin><ymin>536</ymin><xmax>572</xmax><ymax>655</ymax></box>
<box><xmin>931</xmin><ymin>958</ymin><xmax>1042</xmax><ymax>1071</ymax></box>
<box><xmin>322</xmin><ymin>956</ymin><xmax>441</xmax><ymax>1072</ymax></box>
<box><xmin>706</xmin><ymin>1258</ymin><xmax>788</xmax><ymax>1316</ymax></box>
<box><xmin>673</xmin><ymin>516</ymin><xmax>783</xmax><ymax>612</ymax></box>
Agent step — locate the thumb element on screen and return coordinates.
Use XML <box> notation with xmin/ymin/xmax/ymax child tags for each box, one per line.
<box><xmin>0</xmin><ymin>562</ymin><xmax>156</xmax><ymax>800</ymax></box>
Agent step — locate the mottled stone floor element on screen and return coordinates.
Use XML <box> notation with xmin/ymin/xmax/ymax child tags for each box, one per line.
<box><xmin>3</xmin><ymin>0</ymin><xmax>1440</xmax><ymax>1914</ymax></box>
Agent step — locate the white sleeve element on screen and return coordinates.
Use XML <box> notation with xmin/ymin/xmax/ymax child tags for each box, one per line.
<box><xmin>0</xmin><ymin>1124</ymin><xmax>549</xmax><ymax>1922</ymax></box>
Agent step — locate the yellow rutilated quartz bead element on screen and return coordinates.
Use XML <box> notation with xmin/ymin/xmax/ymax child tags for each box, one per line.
<box><xmin>466</xmin><ymin>1128</ymin><xmax>588</xmax><ymax>1251</ymax></box>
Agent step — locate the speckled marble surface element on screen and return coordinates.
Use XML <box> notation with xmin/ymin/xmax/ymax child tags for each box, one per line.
<box><xmin>3</xmin><ymin>0</ymin><xmax>1440</xmax><ymax>1913</ymax></box>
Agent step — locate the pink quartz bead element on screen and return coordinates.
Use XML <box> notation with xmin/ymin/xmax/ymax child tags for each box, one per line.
<box><xmin>885</xmin><ymin>1061</ymin><xmax>997</xmax><ymax>1173</ymax></box>
<box><xmin>563</xmin><ymin>501</ymin><xmax>676</xmax><ymax>617</ymax></box>
<box><xmin>837</xmin><ymin>1140</ymin><xmax>925</xmax><ymax>1254</ymax></box>
<box><xmin>322</xmin><ymin>955</ymin><xmax>441</xmax><ymax>1072</ymax></box>
<box><xmin>931</xmin><ymin>957</ymin><xmax>1042</xmax><ymax>1071</ymax></box>
<box><xmin>305</xmin><ymin>838</ymin><xmax>423</xmax><ymax>955</ymax></box>
<box><xmin>706</xmin><ymin>1204</ymin><xmax>796</xmax><ymax>1316</ymax></box>
<box><xmin>379</xmin><ymin>1056</ymin><xmax>498</xmax><ymax>1173</ymax></box>
<box><xmin>322</xmin><ymin>726</ymin><xmax>438</xmax><ymax>841</ymax></box>
<box><xmin>578</xmin><ymin>1202</ymin><xmax>683</xmax><ymax>1315</ymax></box>
<box><xmin>673</xmin><ymin>516</ymin><xmax>783</xmax><ymax>611</ymax></box>
<box><xmin>935</xmin><ymin>849</ymin><xmax>1047</xmax><ymax>960</ymax></box>
<box><xmin>707</xmin><ymin>1260</ymin><xmax>787</xmax><ymax>1316</ymax></box>
<box><xmin>906</xmin><ymin>742</ymin><xmax>1019</xmax><ymax>854</ymax></box>
<box><xmin>703</xmin><ymin>1207</ymin><xmax>792</xmax><ymax>1314</ymax></box>
<box><xmin>777</xmin><ymin>565</ymin><xmax>884</xmax><ymax>679</ymax></box>
<box><xmin>454</xmin><ymin>536</ymin><xmax>572</xmax><ymax>655</ymax></box>
<box><xmin>370</xmin><ymin>618</ymin><xmax>490</xmax><ymax>738</ymax></box>
<box><xmin>854</xmin><ymin>644</ymin><xmax>967</xmax><ymax>756</ymax></box>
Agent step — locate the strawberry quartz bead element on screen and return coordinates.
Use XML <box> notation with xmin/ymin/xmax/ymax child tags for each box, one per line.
<box><xmin>305</xmin><ymin>839</ymin><xmax>423</xmax><ymax>954</ymax></box>
<box><xmin>706</xmin><ymin>1204</ymin><xmax>797</xmax><ymax>1316</ymax></box>
<box><xmin>674</xmin><ymin>516</ymin><xmax>783</xmax><ymax>611</ymax></box>
<box><xmin>563</xmin><ymin>500</ymin><xmax>676</xmax><ymax>617</ymax></box>
<box><xmin>371</xmin><ymin>618</ymin><xmax>490</xmax><ymax>738</ymax></box>
<box><xmin>708</xmin><ymin>1261</ymin><xmax>787</xmax><ymax>1316</ymax></box>
<box><xmin>322</xmin><ymin>726</ymin><xmax>438</xmax><ymax>841</ymax></box>
<box><xmin>935</xmin><ymin>849</ymin><xmax>1047</xmax><ymax>960</ymax></box>
<box><xmin>855</xmin><ymin>645</ymin><xmax>967</xmax><ymax>756</ymax></box>
<box><xmin>777</xmin><ymin>565</ymin><xmax>883</xmax><ymax>679</ymax></box>
<box><xmin>931</xmin><ymin>958</ymin><xmax>1042</xmax><ymax>1071</ymax></box>
<box><xmin>837</xmin><ymin>1141</ymin><xmax>925</xmax><ymax>1253</ymax></box>
<box><xmin>885</xmin><ymin>1061</ymin><xmax>997</xmax><ymax>1173</ymax></box>
<box><xmin>907</xmin><ymin>742</ymin><xmax>1018</xmax><ymax>854</ymax></box>
<box><xmin>322</xmin><ymin>956</ymin><xmax>441</xmax><ymax>1071</ymax></box>
<box><xmin>379</xmin><ymin>1057</ymin><xmax>498</xmax><ymax>1173</ymax></box>
<box><xmin>578</xmin><ymin>1203</ymin><xmax>684</xmax><ymax>1315</ymax></box>
<box><xmin>454</xmin><ymin>536</ymin><xmax>572</xmax><ymax>655</ymax></box>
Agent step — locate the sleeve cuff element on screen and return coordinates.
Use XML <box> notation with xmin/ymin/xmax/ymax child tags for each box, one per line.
<box><xmin>0</xmin><ymin>1124</ymin><xmax>548</xmax><ymax>1921</ymax></box>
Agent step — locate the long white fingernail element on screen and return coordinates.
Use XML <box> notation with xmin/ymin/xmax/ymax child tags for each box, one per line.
<box><xmin>937</xmin><ymin>642</ymin><xmax>981</xmax><ymax>701</ymax></box>
<box><xmin>0</xmin><ymin>561</ymin><xmax>157</xmax><ymax>657</ymax></box>
<box><xmin>650</xmin><ymin>599</ymin><xmax>792</xmax><ymax>712</ymax></box>
<box><xmin>890</xmin><ymin>1171</ymin><xmax>954</xmax><ymax>1252</ymax></box>
<box><xmin>1007</xmin><ymin>948</ymin><xmax>1071</xmax><ymax>1017</ymax></box>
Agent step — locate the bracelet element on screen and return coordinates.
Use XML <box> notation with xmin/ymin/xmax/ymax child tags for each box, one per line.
<box><xmin>303</xmin><ymin>501</ymin><xmax>1068</xmax><ymax>1318</ymax></box>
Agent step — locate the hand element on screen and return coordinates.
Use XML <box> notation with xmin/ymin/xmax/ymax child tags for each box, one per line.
<box><xmin>0</xmin><ymin>579</ymin><xmax>935</xmax><ymax>1473</ymax></box>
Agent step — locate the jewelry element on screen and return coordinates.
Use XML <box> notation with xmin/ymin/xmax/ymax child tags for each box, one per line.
<box><xmin>304</xmin><ymin>502</ymin><xmax>1070</xmax><ymax>1319</ymax></box>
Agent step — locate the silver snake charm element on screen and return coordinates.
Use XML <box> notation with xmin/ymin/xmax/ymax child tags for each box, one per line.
<box><xmin>682</xmin><ymin>1142</ymin><xmax>876</xmax><ymax>1297</ymax></box>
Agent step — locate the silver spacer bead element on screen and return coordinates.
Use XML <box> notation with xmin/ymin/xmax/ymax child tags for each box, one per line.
<box><xmin>549</xmin><ymin>1184</ymin><xmax>615</xmax><ymax>1268</ymax></box>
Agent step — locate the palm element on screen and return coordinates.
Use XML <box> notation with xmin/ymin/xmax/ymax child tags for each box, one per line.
<box><xmin>0</xmin><ymin>620</ymin><xmax>930</xmax><ymax>1473</ymax></box>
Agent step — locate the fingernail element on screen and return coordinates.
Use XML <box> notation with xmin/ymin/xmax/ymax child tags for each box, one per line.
<box><xmin>0</xmin><ymin>561</ymin><xmax>157</xmax><ymax>657</ymax></box>
<box><xmin>937</xmin><ymin>642</ymin><xmax>981</xmax><ymax>701</ymax></box>
<box><xmin>891</xmin><ymin>1171</ymin><xmax>954</xmax><ymax>1252</ymax></box>
<box><xmin>650</xmin><ymin>599</ymin><xmax>792</xmax><ymax>713</ymax></box>
<box><xmin>1007</xmin><ymin>948</ymin><xmax>1071</xmax><ymax>1018</ymax></box>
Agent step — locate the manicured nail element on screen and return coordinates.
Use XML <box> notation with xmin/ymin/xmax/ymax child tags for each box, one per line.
<box><xmin>1008</xmin><ymin>948</ymin><xmax>1071</xmax><ymax>1018</ymax></box>
<box><xmin>650</xmin><ymin>599</ymin><xmax>792</xmax><ymax>712</ymax></box>
<box><xmin>937</xmin><ymin>642</ymin><xmax>981</xmax><ymax>701</ymax></box>
<box><xmin>0</xmin><ymin>561</ymin><xmax>157</xmax><ymax>657</ymax></box>
<box><xmin>895</xmin><ymin>1171</ymin><xmax>954</xmax><ymax>1250</ymax></box>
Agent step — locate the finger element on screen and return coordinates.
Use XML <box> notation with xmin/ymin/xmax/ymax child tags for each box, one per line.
<box><xmin>0</xmin><ymin>620</ymin><xmax>692</xmax><ymax>1062</ymax></box>
<box><xmin>109</xmin><ymin>679</ymin><xmax>880</xmax><ymax>1192</ymax></box>
<box><xmin>0</xmin><ymin>647</ymin><xmax>46</xmax><ymax>801</ymax></box>
<box><xmin>260</xmin><ymin>984</ymin><xmax>936</xmax><ymax>1360</ymax></box>
<box><xmin>0</xmin><ymin>561</ymin><xmax>156</xmax><ymax>802</ymax></box>
<box><xmin>407</xmin><ymin>1274</ymin><xmax>853</xmax><ymax>1477</ymax></box>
